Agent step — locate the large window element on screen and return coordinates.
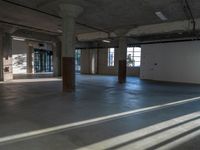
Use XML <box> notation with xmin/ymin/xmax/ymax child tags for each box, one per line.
<box><xmin>127</xmin><ymin>47</ymin><xmax>141</xmax><ymax>67</ymax></box>
<box><xmin>12</xmin><ymin>54</ymin><xmax>27</xmax><ymax>74</ymax></box>
<box><xmin>108</xmin><ymin>48</ymin><xmax>115</xmax><ymax>67</ymax></box>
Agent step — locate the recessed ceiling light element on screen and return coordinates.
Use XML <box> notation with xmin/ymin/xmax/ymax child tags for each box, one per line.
<box><xmin>102</xmin><ymin>39</ymin><xmax>111</xmax><ymax>43</ymax></box>
<box><xmin>155</xmin><ymin>11</ymin><xmax>168</xmax><ymax>21</ymax></box>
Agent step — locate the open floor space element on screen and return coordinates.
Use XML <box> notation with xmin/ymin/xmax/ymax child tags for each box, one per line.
<box><xmin>1</xmin><ymin>0</ymin><xmax>200</xmax><ymax>149</ymax></box>
<box><xmin>0</xmin><ymin>75</ymin><xmax>200</xmax><ymax>150</ymax></box>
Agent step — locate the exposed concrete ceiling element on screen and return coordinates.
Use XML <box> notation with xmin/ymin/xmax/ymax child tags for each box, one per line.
<box><xmin>0</xmin><ymin>0</ymin><xmax>200</xmax><ymax>42</ymax></box>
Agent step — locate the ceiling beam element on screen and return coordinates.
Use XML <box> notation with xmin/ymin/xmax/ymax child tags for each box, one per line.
<box><xmin>76</xmin><ymin>18</ymin><xmax>200</xmax><ymax>42</ymax></box>
<box><xmin>36</xmin><ymin>0</ymin><xmax>57</xmax><ymax>8</ymax></box>
<box><xmin>0</xmin><ymin>20</ymin><xmax>61</xmax><ymax>35</ymax></box>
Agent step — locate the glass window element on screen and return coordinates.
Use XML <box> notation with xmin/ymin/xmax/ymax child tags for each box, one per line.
<box><xmin>127</xmin><ymin>47</ymin><xmax>141</xmax><ymax>67</ymax></box>
<box><xmin>75</xmin><ymin>49</ymin><xmax>81</xmax><ymax>72</ymax></box>
<box><xmin>12</xmin><ymin>54</ymin><xmax>27</xmax><ymax>74</ymax></box>
<box><xmin>108</xmin><ymin>48</ymin><xmax>115</xmax><ymax>67</ymax></box>
<box><xmin>34</xmin><ymin>49</ymin><xmax>53</xmax><ymax>73</ymax></box>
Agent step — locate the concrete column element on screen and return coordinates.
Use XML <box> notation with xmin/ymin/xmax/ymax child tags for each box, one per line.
<box><xmin>118</xmin><ymin>37</ymin><xmax>127</xmax><ymax>83</ymax></box>
<box><xmin>60</xmin><ymin>4</ymin><xmax>83</xmax><ymax>92</ymax></box>
<box><xmin>27</xmin><ymin>45</ymin><xmax>33</xmax><ymax>74</ymax></box>
<box><xmin>0</xmin><ymin>33</ymin><xmax>3</xmax><ymax>81</ymax></box>
<box><xmin>52</xmin><ymin>41</ymin><xmax>61</xmax><ymax>77</ymax></box>
<box><xmin>0</xmin><ymin>32</ymin><xmax>13</xmax><ymax>81</ymax></box>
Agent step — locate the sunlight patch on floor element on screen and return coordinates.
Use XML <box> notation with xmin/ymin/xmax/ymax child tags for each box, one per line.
<box><xmin>0</xmin><ymin>78</ymin><xmax>61</xmax><ymax>84</ymax></box>
<box><xmin>77</xmin><ymin>112</ymin><xmax>200</xmax><ymax>150</ymax></box>
<box><xmin>0</xmin><ymin>96</ymin><xmax>199</xmax><ymax>146</ymax></box>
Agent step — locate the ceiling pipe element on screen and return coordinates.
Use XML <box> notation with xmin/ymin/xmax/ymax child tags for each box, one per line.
<box><xmin>137</xmin><ymin>37</ymin><xmax>200</xmax><ymax>45</ymax></box>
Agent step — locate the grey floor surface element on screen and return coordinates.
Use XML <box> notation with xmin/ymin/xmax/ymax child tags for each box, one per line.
<box><xmin>0</xmin><ymin>75</ymin><xmax>200</xmax><ymax>150</ymax></box>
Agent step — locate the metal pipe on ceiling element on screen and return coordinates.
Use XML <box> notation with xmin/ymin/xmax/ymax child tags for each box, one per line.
<box><xmin>138</xmin><ymin>37</ymin><xmax>200</xmax><ymax>45</ymax></box>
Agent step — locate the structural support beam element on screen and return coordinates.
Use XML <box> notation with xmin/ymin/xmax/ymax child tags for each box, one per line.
<box><xmin>60</xmin><ymin>3</ymin><xmax>83</xmax><ymax>92</ymax></box>
<box><xmin>118</xmin><ymin>37</ymin><xmax>127</xmax><ymax>83</ymax></box>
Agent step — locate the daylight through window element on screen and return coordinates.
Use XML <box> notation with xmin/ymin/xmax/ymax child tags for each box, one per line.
<box><xmin>108</xmin><ymin>48</ymin><xmax>115</xmax><ymax>67</ymax></box>
<box><xmin>127</xmin><ymin>47</ymin><xmax>141</xmax><ymax>67</ymax></box>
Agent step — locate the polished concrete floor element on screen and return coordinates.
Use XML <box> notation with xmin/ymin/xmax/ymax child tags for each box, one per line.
<box><xmin>0</xmin><ymin>75</ymin><xmax>200</xmax><ymax>150</ymax></box>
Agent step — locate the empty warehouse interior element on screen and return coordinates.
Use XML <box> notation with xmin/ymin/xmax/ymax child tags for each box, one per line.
<box><xmin>0</xmin><ymin>0</ymin><xmax>200</xmax><ymax>150</ymax></box>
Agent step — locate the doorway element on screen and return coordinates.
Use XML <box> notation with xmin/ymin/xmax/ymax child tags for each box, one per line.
<box><xmin>34</xmin><ymin>49</ymin><xmax>53</xmax><ymax>73</ymax></box>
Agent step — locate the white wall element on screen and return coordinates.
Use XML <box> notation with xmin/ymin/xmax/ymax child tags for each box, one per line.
<box><xmin>141</xmin><ymin>41</ymin><xmax>200</xmax><ymax>84</ymax></box>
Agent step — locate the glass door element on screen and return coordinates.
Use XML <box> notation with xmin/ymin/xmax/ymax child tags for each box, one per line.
<box><xmin>34</xmin><ymin>49</ymin><xmax>53</xmax><ymax>73</ymax></box>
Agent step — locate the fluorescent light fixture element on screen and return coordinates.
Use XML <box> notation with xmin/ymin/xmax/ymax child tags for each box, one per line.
<box><xmin>102</xmin><ymin>39</ymin><xmax>111</xmax><ymax>43</ymax></box>
<box><xmin>155</xmin><ymin>11</ymin><xmax>168</xmax><ymax>21</ymax></box>
<box><xmin>57</xmin><ymin>29</ymin><xmax>63</xmax><ymax>33</ymax></box>
<box><xmin>12</xmin><ymin>37</ymin><xmax>25</xmax><ymax>41</ymax></box>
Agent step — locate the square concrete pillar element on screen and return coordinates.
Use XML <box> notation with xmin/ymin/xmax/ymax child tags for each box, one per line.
<box><xmin>0</xmin><ymin>32</ymin><xmax>13</xmax><ymax>81</ymax></box>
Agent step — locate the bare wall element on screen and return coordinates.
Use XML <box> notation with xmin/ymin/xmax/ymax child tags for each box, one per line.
<box><xmin>141</xmin><ymin>41</ymin><xmax>200</xmax><ymax>84</ymax></box>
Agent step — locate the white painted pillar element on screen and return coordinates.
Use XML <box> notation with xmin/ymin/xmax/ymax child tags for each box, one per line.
<box><xmin>59</xmin><ymin>3</ymin><xmax>83</xmax><ymax>92</ymax></box>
